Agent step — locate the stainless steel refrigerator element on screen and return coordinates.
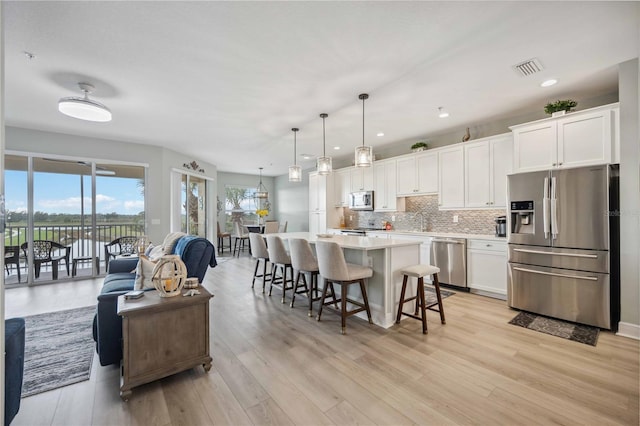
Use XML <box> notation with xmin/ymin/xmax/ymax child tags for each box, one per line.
<box><xmin>507</xmin><ymin>164</ymin><xmax>619</xmax><ymax>329</ymax></box>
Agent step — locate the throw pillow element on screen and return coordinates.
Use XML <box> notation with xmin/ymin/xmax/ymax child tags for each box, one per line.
<box><xmin>162</xmin><ymin>232</ymin><xmax>186</xmax><ymax>255</ymax></box>
<box><xmin>148</xmin><ymin>245</ymin><xmax>164</xmax><ymax>261</ymax></box>
<box><xmin>134</xmin><ymin>255</ymin><xmax>159</xmax><ymax>290</ymax></box>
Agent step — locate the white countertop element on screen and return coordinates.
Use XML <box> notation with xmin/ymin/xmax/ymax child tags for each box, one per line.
<box><xmin>331</xmin><ymin>229</ymin><xmax>507</xmax><ymax>241</ymax></box>
<box><xmin>271</xmin><ymin>232</ymin><xmax>422</xmax><ymax>250</ymax></box>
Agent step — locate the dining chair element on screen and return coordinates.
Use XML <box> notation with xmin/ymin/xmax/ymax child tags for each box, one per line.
<box><xmin>232</xmin><ymin>222</ymin><xmax>250</xmax><ymax>257</ymax></box>
<box><xmin>265</xmin><ymin>235</ymin><xmax>294</xmax><ymax>303</ymax></box>
<box><xmin>217</xmin><ymin>222</ymin><xmax>232</xmax><ymax>253</ymax></box>
<box><xmin>278</xmin><ymin>221</ymin><xmax>288</xmax><ymax>233</ymax></box>
<box><xmin>249</xmin><ymin>233</ymin><xmax>271</xmax><ymax>293</ymax></box>
<box><xmin>263</xmin><ymin>221</ymin><xmax>279</xmax><ymax>234</ymax></box>
<box><xmin>289</xmin><ymin>238</ymin><xmax>330</xmax><ymax>317</ymax></box>
<box><xmin>315</xmin><ymin>240</ymin><xmax>373</xmax><ymax>334</ymax></box>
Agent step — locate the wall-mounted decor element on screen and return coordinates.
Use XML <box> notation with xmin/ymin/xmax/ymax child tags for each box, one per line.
<box><xmin>183</xmin><ymin>161</ymin><xmax>205</xmax><ymax>173</ymax></box>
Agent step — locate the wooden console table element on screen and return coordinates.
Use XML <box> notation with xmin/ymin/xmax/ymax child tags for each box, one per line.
<box><xmin>117</xmin><ymin>288</ymin><xmax>213</xmax><ymax>401</ymax></box>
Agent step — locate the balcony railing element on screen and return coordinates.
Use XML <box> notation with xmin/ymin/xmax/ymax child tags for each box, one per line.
<box><xmin>4</xmin><ymin>223</ymin><xmax>144</xmax><ymax>283</ymax></box>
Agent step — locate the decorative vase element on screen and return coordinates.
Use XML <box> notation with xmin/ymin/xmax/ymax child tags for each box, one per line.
<box><xmin>152</xmin><ymin>255</ymin><xmax>187</xmax><ymax>297</ymax></box>
<box><xmin>462</xmin><ymin>127</ymin><xmax>471</xmax><ymax>142</ymax></box>
<box><xmin>411</xmin><ymin>147</ymin><xmax>426</xmax><ymax>153</ymax></box>
<box><xmin>552</xmin><ymin>110</ymin><xmax>567</xmax><ymax>117</ymax></box>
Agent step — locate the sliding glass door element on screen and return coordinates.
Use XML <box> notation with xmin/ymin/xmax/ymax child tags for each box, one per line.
<box><xmin>180</xmin><ymin>174</ymin><xmax>207</xmax><ymax>237</ymax></box>
<box><xmin>3</xmin><ymin>154</ymin><xmax>146</xmax><ymax>286</ymax></box>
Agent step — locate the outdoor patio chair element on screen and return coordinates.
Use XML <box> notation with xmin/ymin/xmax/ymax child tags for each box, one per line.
<box><xmin>4</xmin><ymin>245</ymin><xmax>22</xmax><ymax>283</ymax></box>
<box><xmin>104</xmin><ymin>236</ymin><xmax>139</xmax><ymax>269</ymax></box>
<box><xmin>20</xmin><ymin>240</ymin><xmax>71</xmax><ymax>280</ymax></box>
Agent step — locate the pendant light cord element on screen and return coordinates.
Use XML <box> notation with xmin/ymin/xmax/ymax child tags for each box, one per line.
<box><xmin>359</xmin><ymin>93</ymin><xmax>369</xmax><ymax>147</ymax></box>
<box><xmin>292</xmin><ymin>128</ymin><xmax>298</xmax><ymax>165</ymax></box>
<box><xmin>320</xmin><ymin>113</ymin><xmax>328</xmax><ymax>157</ymax></box>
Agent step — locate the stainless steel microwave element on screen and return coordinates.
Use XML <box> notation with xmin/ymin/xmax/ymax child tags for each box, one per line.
<box><xmin>349</xmin><ymin>191</ymin><xmax>374</xmax><ymax>211</ymax></box>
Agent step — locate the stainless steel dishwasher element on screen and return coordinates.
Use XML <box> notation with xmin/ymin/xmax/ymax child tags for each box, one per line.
<box><xmin>431</xmin><ymin>238</ymin><xmax>467</xmax><ymax>288</ymax></box>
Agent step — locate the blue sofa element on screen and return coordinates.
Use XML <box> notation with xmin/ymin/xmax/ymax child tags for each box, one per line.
<box><xmin>92</xmin><ymin>236</ymin><xmax>216</xmax><ymax>366</ymax></box>
<box><xmin>5</xmin><ymin>318</ymin><xmax>25</xmax><ymax>426</ymax></box>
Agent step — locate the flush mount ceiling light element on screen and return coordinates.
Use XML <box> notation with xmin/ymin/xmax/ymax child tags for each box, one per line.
<box><xmin>316</xmin><ymin>113</ymin><xmax>332</xmax><ymax>175</ymax></box>
<box><xmin>438</xmin><ymin>107</ymin><xmax>449</xmax><ymax>118</ymax></box>
<box><xmin>255</xmin><ymin>167</ymin><xmax>269</xmax><ymax>199</ymax></box>
<box><xmin>354</xmin><ymin>93</ymin><xmax>373</xmax><ymax>167</ymax></box>
<box><xmin>288</xmin><ymin>128</ymin><xmax>302</xmax><ymax>183</ymax></box>
<box><xmin>541</xmin><ymin>79</ymin><xmax>558</xmax><ymax>87</ymax></box>
<box><xmin>58</xmin><ymin>82</ymin><xmax>112</xmax><ymax>122</ymax></box>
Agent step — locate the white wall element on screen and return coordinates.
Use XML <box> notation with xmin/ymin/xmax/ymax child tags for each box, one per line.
<box><xmin>273</xmin><ymin>170</ymin><xmax>310</xmax><ymax>232</ymax></box>
<box><xmin>618</xmin><ymin>58</ymin><xmax>640</xmax><ymax>336</ymax></box>
<box><xmin>5</xmin><ymin>126</ymin><xmax>218</xmax><ymax>245</ymax></box>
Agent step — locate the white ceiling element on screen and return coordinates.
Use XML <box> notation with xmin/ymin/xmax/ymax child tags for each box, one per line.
<box><xmin>4</xmin><ymin>1</ymin><xmax>639</xmax><ymax>176</ymax></box>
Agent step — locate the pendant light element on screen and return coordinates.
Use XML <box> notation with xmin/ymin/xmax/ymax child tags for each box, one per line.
<box><xmin>255</xmin><ymin>167</ymin><xmax>268</xmax><ymax>199</ymax></box>
<box><xmin>354</xmin><ymin>93</ymin><xmax>373</xmax><ymax>167</ymax></box>
<box><xmin>58</xmin><ymin>82</ymin><xmax>112</xmax><ymax>122</ymax></box>
<box><xmin>288</xmin><ymin>128</ymin><xmax>302</xmax><ymax>182</ymax></box>
<box><xmin>316</xmin><ymin>113</ymin><xmax>332</xmax><ymax>175</ymax></box>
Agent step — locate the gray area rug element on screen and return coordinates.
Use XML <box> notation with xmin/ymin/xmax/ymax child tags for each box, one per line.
<box><xmin>509</xmin><ymin>311</ymin><xmax>599</xmax><ymax>346</ymax></box>
<box><xmin>425</xmin><ymin>285</ymin><xmax>454</xmax><ymax>306</ymax></box>
<box><xmin>22</xmin><ymin>305</ymin><xmax>96</xmax><ymax>397</ymax></box>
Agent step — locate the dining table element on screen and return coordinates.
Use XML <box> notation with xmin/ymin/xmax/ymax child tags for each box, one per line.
<box><xmin>270</xmin><ymin>232</ymin><xmax>422</xmax><ymax>328</ymax></box>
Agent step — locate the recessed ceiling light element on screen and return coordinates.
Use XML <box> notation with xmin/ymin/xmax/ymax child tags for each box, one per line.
<box><xmin>438</xmin><ymin>107</ymin><xmax>449</xmax><ymax>118</ymax></box>
<box><xmin>541</xmin><ymin>79</ymin><xmax>558</xmax><ymax>87</ymax></box>
<box><xmin>333</xmin><ymin>146</ymin><xmax>341</xmax><ymax>150</ymax></box>
<box><xmin>377</xmin><ymin>132</ymin><xmax>384</xmax><ymax>137</ymax></box>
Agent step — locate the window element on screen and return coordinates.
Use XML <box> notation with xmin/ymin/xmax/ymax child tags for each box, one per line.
<box><xmin>181</xmin><ymin>175</ymin><xmax>207</xmax><ymax>237</ymax></box>
<box><xmin>223</xmin><ymin>185</ymin><xmax>268</xmax><ymax>232</ymax></box>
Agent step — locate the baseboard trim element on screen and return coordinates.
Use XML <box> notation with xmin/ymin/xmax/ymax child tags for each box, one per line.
<box><xmin>616</xmin><ymin>322</ymin><xmax>640</xmax><ymax>340</ymax></box>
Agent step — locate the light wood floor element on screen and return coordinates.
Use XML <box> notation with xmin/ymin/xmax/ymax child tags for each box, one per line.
<box><xmin>6</xmin><ymin>254</ymin><xmax>640</xmax><ymax>426</ymax></box>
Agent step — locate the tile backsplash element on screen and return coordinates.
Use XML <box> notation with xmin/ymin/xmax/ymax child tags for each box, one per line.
<box><xmin>344</xmin><ymin>195</ymin><xmax>505</xmax><ymax>235</ymax></box>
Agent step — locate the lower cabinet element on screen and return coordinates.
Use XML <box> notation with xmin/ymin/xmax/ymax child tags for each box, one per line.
<box><xmin>309</xmin><ymin>211</ymin><xmax>327</xmax><ymax>235</ymax></box>
<box><xmin>467</xmin><ymin>239</ymin><xmax>507</xmax><ymax>297</ymax></box>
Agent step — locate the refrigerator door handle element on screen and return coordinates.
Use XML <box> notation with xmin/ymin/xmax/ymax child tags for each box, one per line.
<box><xmin>512</xmin><ymin>248</ymin><xmax>599</xmax><ymax>259</ymax></box>
<box><xmin>513</xmin><ymin>266</ymin><xmax>598</xmax><ymax>281</ymax></box>
<box><xmin>543</xmin><ymin>177</ymin><xmax>550</xmax><ymax>239</ymax></box>
<box><xmin>550</xmin><ymin>176</ymin><xmax>558</xmax><ymax>239</ymax></box>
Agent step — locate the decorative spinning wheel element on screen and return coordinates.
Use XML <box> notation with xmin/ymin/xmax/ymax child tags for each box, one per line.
<box><xmin>151</xmin><ymin>255</ymin><xmax>187</xmax><ymax>297</ymax></box>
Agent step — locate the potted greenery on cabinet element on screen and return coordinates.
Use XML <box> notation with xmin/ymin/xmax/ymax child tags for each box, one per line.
<box><xmin>411</xmin><ymin>141</ymin><xmax>428</xmax><ymax>152</ymax></box>
<box><xmin>544</xmin><ymin>99</ymin><xmax>578</xmax><ymax>117</ymax></box>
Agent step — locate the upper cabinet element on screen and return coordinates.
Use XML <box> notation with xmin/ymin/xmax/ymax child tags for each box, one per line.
<box><xmin>464</xmin><ymin>134</ymin><xmax>513</xmax><ymax>208</ymax></box>
<box><xmin>438</xmin><ymin>145</ymin><xmax>465</xmax><ymax>209</ymax></box>
<box><xmin>396</xmin><ymin>151</ymin><xmax>438</xmax><ymax>196</ymax></box>
<box><xmin>374</xmin><ymin>159</ymin><xmax>405</xmax><ymax>212</ymax></box>
<box><xmin>333</xmin><ymin>168</ymin><xmax>351</xmax><ymax>207</ymax></box>
<box><xmin>350</xmin><ymin>166</ymin><xmax>374</xmax><ymax>192</ymax></box>
<box><xmin>511</xmin><ymin>103</ymin><xmax>617</xmax><ymax>173</ymax></box>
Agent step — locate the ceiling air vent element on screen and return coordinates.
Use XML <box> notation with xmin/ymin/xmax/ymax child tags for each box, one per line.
<box><xmin>513</xmin><ymin>58</ymin><xmax>544</xmax><ymax>77</ymax></box>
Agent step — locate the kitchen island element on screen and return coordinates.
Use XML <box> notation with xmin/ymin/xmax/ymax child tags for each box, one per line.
<box><xmin>271</xmin><ymin>232</ymin><xmax>421</xmax><ymax>328</ymax></box>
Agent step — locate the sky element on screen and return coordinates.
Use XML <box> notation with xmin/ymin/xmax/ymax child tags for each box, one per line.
<box><xmin>5</xmin><ymin>170</ymin><xmax>144</xmax><ymax>215</ymax></box>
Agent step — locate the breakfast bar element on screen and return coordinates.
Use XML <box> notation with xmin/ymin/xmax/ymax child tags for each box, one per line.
<box><xmin>272</xmin><ymin>232</ymin><xmax>421</xmax><ymax>328</ymax></box>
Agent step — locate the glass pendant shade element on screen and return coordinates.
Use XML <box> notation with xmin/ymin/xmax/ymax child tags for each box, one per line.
<box><xmin>255</xmin><ymin>167</ymin><xmax>268</xmax><ymax>199</ymax></box>
<box><xmin>355</xmin><ymin>145</ymin><xmax>373</xmax><ymax>167</ymax></box>
<box><xmin>289</xmin><ymin>127</ymin><xmax>302</xmax><ymax>182</ymax></box>
<box><xmin>288</xmin><ymin>165</ymin><xmax>302</xmax><ymax>182</ymax></box>
<box><xmin>316</xmin><ymin>156</ymin><xmax>332</xmax><ymax>175</ymax></box>
<box><xmin>355</xmin><ymin>93</ymin><xmax>373</xmax><ymax>167</ymax></box>
<box><xmin>316</xmin><ymin>113</ymin><xmax>332</xmax><ymax>175</ymax></box>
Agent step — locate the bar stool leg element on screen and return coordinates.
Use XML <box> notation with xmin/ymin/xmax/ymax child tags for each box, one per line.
<box><xmin>340</xmin><ymin>283</ymin><xmax>347</xmax><ymax>335</ymax></box>
<box><xmin>396</xmin><ymin>274</ymin><xmax>409</xmax><ymax>324</ymax></box>
<box><xmin>262</xmin><ymin>259</ymin><xmax>269</xmax><ymax>293</ymax></box>
<box><xmin>316</xmin><ymin>279</ymin><xmax>331</xmax><ymax>321</ymax></box>
<box><xmin>433</xmin><ymin>273</ymin><xmax>446</xmax><ymax>324</ymax></box>
<box><xmin>417</xmin><ymin>277</ymin><xmax>427</xmax><ymax>334</ymax></box>
<box><xmin>359</xmin><ymin>279</ymin><xmax>373</xmax><ymax>324</ymax></box>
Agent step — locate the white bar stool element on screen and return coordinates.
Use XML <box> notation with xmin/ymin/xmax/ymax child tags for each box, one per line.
<box><xmin>396</xmin><ymin>264</ymin><xmax>446</xmax><ymax>334</ymax></box>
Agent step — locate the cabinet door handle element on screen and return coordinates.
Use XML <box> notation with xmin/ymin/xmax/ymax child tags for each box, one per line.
<box><xmin>486</xmin><ymin>244</ymin><xmax>492</xmax><ymax>247</ymax></box>
<box><xmin>559</xmin><ymin>162</ymin><xmax>563</xmax><ymax>166</ymax></box>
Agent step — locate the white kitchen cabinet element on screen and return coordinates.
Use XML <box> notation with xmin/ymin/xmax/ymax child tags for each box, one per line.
<box><xmin>467</xmin><ymin>239</ymin><xmax>507</xmax><ymax>297</ymax></box>
<box><xmin>308</xmin><ymin>171</ymin><xmax>336</xmax><ymax>234</ymax></box>
<box><xmin>464</xmin><ymin>134</ymin><xmax>513</xmax><ymax>208</ymax></box>
<box><xmin>396</xmin><ymin>152</ymin><xmax>438</xmax><ymax>196</ymax></box>
<box><xmin>350</xmin><ymin>166</ymin><xmax>374</xmax><ymax>192</ymax></box>
<box><xmin>374</xmin><ymin>159</ymin><xmax>405</xmax><ymax>212</ymax></box>
<box><xmin>334</xmin><ymin>168</ymin><xmax>351</xmax><ymax>207</ymax></box>
<box><xmin>511</xmin><ymin>103</ymin><xmax>617</xmax><ymax>173</ymax></box>
<box><xmin>438</xmin><ymin>145</ymin><xmax>465</xmax><ymax>209</ymax></box>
